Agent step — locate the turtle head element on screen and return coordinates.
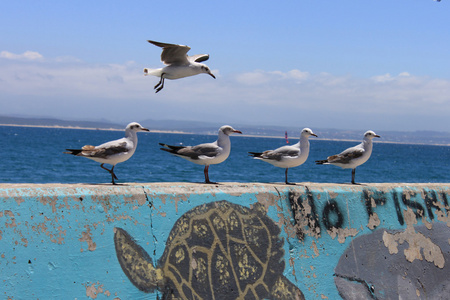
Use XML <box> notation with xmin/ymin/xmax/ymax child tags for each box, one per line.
<box><xmin>114</xmin><ymin>227</ymin><xmax>165</xmax><ymax>292</ymax></box>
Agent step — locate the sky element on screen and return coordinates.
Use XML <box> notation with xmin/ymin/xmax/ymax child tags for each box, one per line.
<box><xmin>1</xmin><ymin>0</ymin><xmax>449</xmax><ymax>132</ymax></box>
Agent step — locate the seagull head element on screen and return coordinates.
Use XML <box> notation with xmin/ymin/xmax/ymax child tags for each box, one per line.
<box><xmin>126</xmin><ymin>122</ymin><xmax>150</xmax><ymax>132</ymax></box>
<box><xmin>219</xmin><ymin>125</ymin><xmax>242</xmax><ymax>136</ymax></box>
<box><xmin>200</xmin><ymin>64</ymin><xmax>216</xmax><ymax>79</ymax></box>
<box><xmin>364</xmin><ymin>130</ymin><xmax>380</xmax><ymax>139</ymax></box>
<box><xmin>301</xmin><ymin>128</ymin><xmax>318</xmax><ymax>138</ymax></box>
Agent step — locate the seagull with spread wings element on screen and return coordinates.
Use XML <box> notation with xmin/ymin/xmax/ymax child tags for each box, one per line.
<box><xmin>144</xmin><ymin>40</ymin><xmax>216</xmax><ymax>93</ymax></box>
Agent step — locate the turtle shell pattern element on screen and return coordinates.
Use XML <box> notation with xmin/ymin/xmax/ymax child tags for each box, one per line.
<box><xmin>115</xmin><ymin>200</ymin><xmax>304</xmax><ymax>300</ymax></box>
<box><xmin>158</xmin><ymin>200</ymin><xmax>300</xmax><ymax>299</ymax></box>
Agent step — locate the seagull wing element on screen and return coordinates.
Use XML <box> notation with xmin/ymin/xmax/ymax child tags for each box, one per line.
<box><xmin>262</xmin><ymin>146</ymin><xmax>300</xmax><ymax>161</ymax></box>
<box><xmin>148</xmin><ymin>40</ymin><xmax>190</xmax><ymax>65</ymax></box>
<box><xmin>79</xmin><ymin>142</ymin><xmax>129</xmax><ymax>159</ymax></box>
<box><xmin>178</xmin><ymin>143</ymin><xmax>219</xmax><ymax>159</ymax></box>
<box><xmin>188</xmin><ymin>54</ymin><xmax>210</xmax><ymax>63</ymax></box>
<box><xmin>327</xmin><ymin>145</ymin><xmax>364</xmax><ymax>164</ymax></box>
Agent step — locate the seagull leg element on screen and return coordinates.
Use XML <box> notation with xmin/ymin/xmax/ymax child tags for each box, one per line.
<box><xmin>351</xmin><ymin>168</ymin><xmax>356</xmax><ymax>184</ymax></box>
<box><xmin>204</xmin><ymin>165</ymin><xmax>216</xmax><ymax>184</ymax></box>
<box><xmin>204</xmin><ymin>165</ymin><xmax>210</xmax><ymax>183</ymax></box>
<box><xmin>154</xmin><ymin>74</ymin><xmax>165</xmax><ymax>93</ymax></box>
<box><xmin>285</xmin><ymin>168</ymin><xmax>295</xmax><ymax>185</ymax></box>
<box><xmin>101</xmin><ymin>163</ymin><xmax>118</xmax><ymax>185</ymax></box>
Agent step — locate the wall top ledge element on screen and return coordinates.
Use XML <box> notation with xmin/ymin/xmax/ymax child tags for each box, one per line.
<box><xmin>0</xmin><ymin>182</ymin><xmax>449</xmax><ymax>196</ymax></box>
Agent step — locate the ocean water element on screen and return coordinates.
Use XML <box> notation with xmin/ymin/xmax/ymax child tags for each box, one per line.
<box><xmin>1</xmin><ymin>126</ymin><xmax>449</xmax><ymax>184</ymax></box>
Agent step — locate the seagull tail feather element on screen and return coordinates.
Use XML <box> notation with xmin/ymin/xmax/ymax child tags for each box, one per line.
<box><xmin>143</xmin><ymin>68</ymin><xmax>162</xmax><ymax>77</ymax></box>
<box><xmin>248</xmin><ymin>152</ymin><xmax>263</xmax><ymax>158</ymax></box>
<box><xmin>64</xmin><ymin>149</ymin><xmax>82</xmax><ymax>156</ymax></box>
<box><xmin>159</xmin><ymin>143</ymin><xmax>185</xmax><ymax>154</ymax></box>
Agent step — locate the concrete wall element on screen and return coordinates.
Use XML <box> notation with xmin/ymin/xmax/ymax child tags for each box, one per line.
<box><xmin>0</xmin><ymin>183</ymin><xmax>449</xmax><ymax>299</ymax></box>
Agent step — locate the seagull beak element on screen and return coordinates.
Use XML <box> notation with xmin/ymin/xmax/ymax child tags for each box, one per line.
<box><xmin>234</xmin><ymin>130</ymin><xmax>242</xmax><ymax>134</ymax></box>
<box><xmin>209</xmin><ymin>72</ymin><xmax>216</xmax><ymax>79</ymax></box>
<box><xmin>312</xmin><ymin>133</ymin><xmax>318</xmax><ymax>137</ymax></box>
<box><xmin>142</xmin><ymin>128</ymin><xmax>150</xmax><ymax>132</ymax></box>
<box><xmin>375</xmin><ymin>134</ymin><xmax>381</xmax><ymax>138</ymax></box>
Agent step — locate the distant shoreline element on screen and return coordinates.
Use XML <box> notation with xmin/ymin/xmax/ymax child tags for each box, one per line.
<box><xmin>1</xmin><ymin>123</ymin><xmax>449</xmax><ymax>147</ymax></box>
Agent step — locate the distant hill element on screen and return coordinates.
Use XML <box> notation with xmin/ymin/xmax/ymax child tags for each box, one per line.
<box><xmin>0</xmin><ymin>115</ymin><xmax>123</xmax><ymax>130</ymax></box>
<box><xmin>1</xmin><ymin>115</ymin><xmax>449</xmax><ymax>145</ymax></box>
<box><xmin>140</xmin><ymin>119</ymin><xmax>450</xmax><ymax>145</ymax></box>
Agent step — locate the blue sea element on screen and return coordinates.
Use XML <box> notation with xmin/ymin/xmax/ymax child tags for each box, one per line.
<box><xmin>1</xmin><ymin>126</ymin><xmax>449</xmax><ymax>184</ymax></box>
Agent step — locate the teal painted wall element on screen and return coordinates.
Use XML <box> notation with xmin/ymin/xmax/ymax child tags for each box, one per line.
<box><xmin>0</xmin><ymin>183</ymin><xmax>449</xmax><ymax>299</ymax></box>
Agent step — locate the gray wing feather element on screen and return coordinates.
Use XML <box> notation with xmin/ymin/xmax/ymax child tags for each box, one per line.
<box><xmin>147</xmin><ymin>40</ymin><xmax>190</xmax><ymax>65</ymax></box>
<box><xmin>189</xmin><ymin>54</ymin><xmax>210</xmax><ymax>63</ymax></box>
<box><xmin>177</xmin><ymin>143</ymin><xmax>219</xmax><ymax>159</ymax></box>
<box><xmin>85</xmin><ymin>142</ymin><xmax>128</xmax><ymax>158</ymax></box>
<box><xmin>327</xmin><ymin>146</ymin><xmax>364</xmax><ymax>164</ymax></box>
<box><xmin>261</xmin><ymin>146</ymin><xmax>300</xmax><ymax>161</ymax></box>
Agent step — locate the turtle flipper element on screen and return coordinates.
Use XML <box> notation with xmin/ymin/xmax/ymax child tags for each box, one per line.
<box><xmin>114</xmin><ymin>227</ymin><xmax>164</xmax><ymax>293</ymax></box>
<box><xmin>269</xmin><ymin>275</ymin><xmax>305</xmax><ymax>300</ymax></box>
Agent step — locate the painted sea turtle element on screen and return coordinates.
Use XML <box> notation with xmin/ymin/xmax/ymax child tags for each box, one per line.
<box><xmin>114</xmin><ymin>200</ymin><xmax>304</xmax><ymax>300</ymax></box>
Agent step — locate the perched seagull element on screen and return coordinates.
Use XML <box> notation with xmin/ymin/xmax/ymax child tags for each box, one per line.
<box><xmin>249</xmin><ymin>128</ymin><xmax>318</xmax><ymax>185</ymax></box>
<box><xmin>159</xmin><ymin>125</ymin><xmax>242</xmax><ymax>184</ymax></box>
<box><xmin>315</xmin><ymin>130</ymin><xmax>380</xmax><ymax>184</ymax></box>
<box><xmin>144</xmin><ymin>40</ymin><xmax>216</xmax><ymax>93</ymax></box>
<box><xmin>64</xmin><ymin>122</ymin><xmax>149</xmax><ymax>185</ymax></box>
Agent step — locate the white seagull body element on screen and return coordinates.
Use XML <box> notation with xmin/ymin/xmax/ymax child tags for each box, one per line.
<box><xmin>65</xmin><ymin>122</ymin><xmax>149</xmax><ymax>184</ymax></box>
<box><xmin>249</xmin><ymin>128</ymin><xmax>317</xmax><ymax>184</ymax></box>
<box><xmin>159</xmin><ymin>125</ymin><xmax>242</xmax><ymax>183</ymax></box>
<box><xmin>315</xmin><ymin>130</ymin><xmax>380</xmax><ymax>184</ymax></box>
<box><xmin>144</xmin><ymin>40</ymin><xmax>216</xmax><ymax>93</ymax></box>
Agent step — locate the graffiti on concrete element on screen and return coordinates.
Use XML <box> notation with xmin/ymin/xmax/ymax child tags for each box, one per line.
<box><xmin>289</xmin><ymin>188</ymin><xmax>450</xmax><ymax>241</ymax></box>
<box><xmin>334</xmin><ymin>221</ymin><xmax>450</xmax><ymax>299</ymax></box>
<box><xmin>114</xmin><ymin>200</ymin><xmax>304</xmax><ymax>300</ymax></box>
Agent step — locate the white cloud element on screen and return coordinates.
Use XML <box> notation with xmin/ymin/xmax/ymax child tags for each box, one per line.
<box><xmin>235</xmin><ymin>69</ymin><xmax>310</xmax><ymax>85</ymax></box>
<box><xmin>0</xmin><ymin>50</ymin><xmax>43</xmax><ymax>61</ymax></box>
<box><xmin>0</xmin><ymin>51</ymin><xmax>449</xmax><ymax>131</ymax></box>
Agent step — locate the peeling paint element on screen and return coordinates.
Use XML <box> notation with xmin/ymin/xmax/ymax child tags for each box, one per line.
<box><xmin>84</xmin><ymin>281</ymin><xmax>111</xmax><ymax>299</ymax></box>
<box><xmin>79</xmin><ymin>225</ymin><xmax>97</xmax><ymax>252</ymax></box>
<box><xmin>328</xmin><ymin>227</ymin><xmax>359</xmax><ymax>244</ymax></box>
<box><xmin>0</xmin><ymin>183</ymin><xmax>449</xmax><ymax>299</ymax></box>
<box><xmin>382</xmin><ymin>208</ymin><xmax>445</xmax><ymax>268</ymax></box>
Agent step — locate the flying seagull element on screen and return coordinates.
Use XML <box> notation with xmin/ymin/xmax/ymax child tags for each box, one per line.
<box><xmin>64</xmin><ymin>122</ymin><xmax>149</xmax><ymax>184</ymax></box>
<box><xmin>144</xmin><ymin>40</ymin><xmax>216</xmax><ymax>93</ymax></box>
<box><xmin>249</xmin><ymin>128</ymin><xmax>317</xmax><ymax>184</ymax></box>
<box><xmin>315</xmin><ymin>130</ymin><xmax>380</xmax><ymax>184</ymax></box>
<box><xmin>159</xmin><ymin>125</ymin><xmax>242</xmax><ymax>183</ymax></box>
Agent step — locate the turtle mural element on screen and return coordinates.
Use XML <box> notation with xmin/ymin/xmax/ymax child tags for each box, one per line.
<box><xmin>114</xmin><ymin>200</ymin><xmax>304</xmax><ymax>300</ymax></box>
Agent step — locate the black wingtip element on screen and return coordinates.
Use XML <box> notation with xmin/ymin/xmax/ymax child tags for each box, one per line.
<box><xmin>248</xmin><ymin>152</ymin><xmax>262</xmax><ymax>158</ymax></box>
<box><xmin>64</xmin><ymin>149</ymin><xmax>82</xmax><ymax>155</ymax></box>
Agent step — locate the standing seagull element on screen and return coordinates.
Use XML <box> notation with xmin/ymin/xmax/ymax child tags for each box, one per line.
<box><xmin>249</xmin><ymin>128</ymin><xmax>318</xmax><ymax>185</ymax></box>
<box><xmin>315</xmin><ymin>130</ymin><xmax>380</xmax><ymax>184</ymax></box>
<box><xmin>159</xmin><ymin>125</ymin><xmax>242</xmax><ymax>184</ymax></box>
<box><xmin>64</xmin><ymin>122</ymin><xmax>149</xmax><ymax>185</ymax></box>
<box><xmin>144</xmin><ymin>40</ymin><xmax>216</xmax><ymax>93</ymax></box>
